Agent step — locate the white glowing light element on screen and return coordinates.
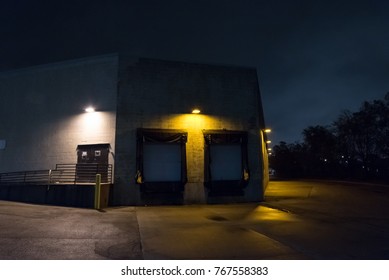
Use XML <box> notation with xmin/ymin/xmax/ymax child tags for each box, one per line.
<box><xmin>85</xmin><ymin>106</ymin><xmax>95</xmax><ymax>113</ymax></box>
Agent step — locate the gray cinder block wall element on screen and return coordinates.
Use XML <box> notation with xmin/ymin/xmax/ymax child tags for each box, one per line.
<box><xmin>114</xmin><ymin>57</ymin><xmax>268</xmax><ymax>205</ymax></box>
<box><xmin>0</xmin><ymin>54</ymin><xmax>118</xmax><ymax>173</ymax></box>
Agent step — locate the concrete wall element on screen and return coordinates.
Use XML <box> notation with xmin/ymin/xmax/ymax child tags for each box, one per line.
<box><xmin>114</xmin><ymin>57</ymin><xmax>267</xmax><ymax>205</ymax></box>
<box><xmin>0</xmin><ymin>54</ymin><xmax>118</xmax><ymax>173</ymax></box>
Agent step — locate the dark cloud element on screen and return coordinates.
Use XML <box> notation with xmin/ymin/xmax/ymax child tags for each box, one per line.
<box><xmin>1</xmin><ymin>0</ymin><xmax>388</xmax><ymax>144</ymax></box>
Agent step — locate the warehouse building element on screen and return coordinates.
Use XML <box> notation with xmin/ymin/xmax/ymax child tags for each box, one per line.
<box><xmin>0</xmin><ymin>53</ymin><xmax>269</xmax><ymax>206</ymax></box>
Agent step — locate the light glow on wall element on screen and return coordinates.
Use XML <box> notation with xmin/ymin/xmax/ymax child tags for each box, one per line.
<box><xmin>63</xmin><ymin>111</ymin><xmax>115</xmax><ymax>145</ymax></box>
<box><xmin>260</xmin><ymin>129</ymin><xmax>270</xmax><ymax>190</ymax></box>
<box><xmin>165</xmin><ymin>113</ymin><xmax>233</xmax><ymax>184</ymax></box>
<box><xmin>84</xmin><ymin>111</ymin><xmax>104</xmax><ymax>130</ymax></box>
<box><xmin>168</xmin><ymin>113</ymin><xmax>229</xmax><ymax>130</ymax></box>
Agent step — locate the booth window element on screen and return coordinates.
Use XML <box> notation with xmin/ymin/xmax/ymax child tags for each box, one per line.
<box><xmin>136</xmin><ymin>128</ymin><xmax>188</xmax><ymax>193</ymax></box>
<box><xmin>203</xmin><ymin>130</ymin><xmax>249</xmax><ymax>195</ymax></box>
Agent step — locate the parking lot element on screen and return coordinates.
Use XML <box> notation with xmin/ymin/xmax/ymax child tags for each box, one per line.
<box><xmin>0</xmin><ymin>180</ymin><xmax>388</xmax><ymax>259</ymax></box>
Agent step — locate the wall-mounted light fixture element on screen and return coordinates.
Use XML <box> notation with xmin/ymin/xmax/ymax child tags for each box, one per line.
<box><xmin>85</xmin><ymin>106</ymin><xmax>95</xmax><ymax>113</ymax></box>
<box><xmin>263</xmin><ymin>128</ymin><xmax>271</xmax><ymax>133</ymax></box>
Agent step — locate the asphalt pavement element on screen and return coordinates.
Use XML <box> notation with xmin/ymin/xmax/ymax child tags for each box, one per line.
<box><xmin>0</xmin><ymin>180</ymin><xmax>388</xmax><ymax>259</ymax></box>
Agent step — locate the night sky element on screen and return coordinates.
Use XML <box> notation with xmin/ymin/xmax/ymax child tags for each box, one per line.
<box><xmin>1</xmin><ymin>0</ymin><xmax>388</xmax><ymax>144</ymax></box>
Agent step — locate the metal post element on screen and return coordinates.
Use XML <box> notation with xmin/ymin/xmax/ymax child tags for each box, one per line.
<box><xmin>48</xmin><ymin>169</ymin><xmax>52</xmax><ymax>184</ymax></box>
<box><xmin>94</xmin><ymin>174</ymin><xmax>101</xmax><ymax>210</ymax></box>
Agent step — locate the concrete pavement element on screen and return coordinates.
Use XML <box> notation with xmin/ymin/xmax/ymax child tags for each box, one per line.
<box><xmin>0</xmin><ymin>201</ymin><xmax>305</xmax><ymax>259</ymax></box>
<box><xmin>0</xmin><ymin>179</ymin><xmax>388</xmax><ymax>259</ymax></box>
<box><xmin>0</xmin><ymin>202</ymin><xmax>142</xmax><ymax>259</ymax></box>
<box><xmin>263</xmin><ymin>180</ymin><xmax>389</xmax><ymax>259</ymax></box>
<box><xmin>136</xmin><ymin>204</ymin><xmax>305</xmax><ymax>259</ymax></box>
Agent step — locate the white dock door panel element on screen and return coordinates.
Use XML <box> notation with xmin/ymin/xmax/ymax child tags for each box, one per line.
<box><xmin>143</xmin><ymin>143</ymin><xmax>181</xmax><ymax>182</ymax></box>
<box><xmin>210</xmin><ymin>144</ymin><xmax>242</xmax><ymax>180</ymax></box>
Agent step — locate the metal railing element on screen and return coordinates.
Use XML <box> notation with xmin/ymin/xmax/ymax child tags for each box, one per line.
<box><xmin>0</xmin><ymin>164</ymin><xmax>113</xmax><ymax>185</ymax></box>
<box><xmin>0</xmin><ymin>169</ymin><xmax>52</xmax><ymax>184</ymax></box>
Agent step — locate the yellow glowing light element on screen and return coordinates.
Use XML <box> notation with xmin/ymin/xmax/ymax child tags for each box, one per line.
<box><xmin>266</xmin><ymin>140</ymin><xmax>272</xmax><ymax>144</ymax></box>
<box><xmin>192</xmin><ymin>108</ymin><xmax>201</xmax><ymax>114</ymax></box>
<box><xmin>263</xmin><ymin>128</ymin><xmax>271</xmax><ymax>133</ymax></box>
<box><xmin>85</xmin><ymin>106</ymin><xmax>95</xmax><ymax>113</ymax></box>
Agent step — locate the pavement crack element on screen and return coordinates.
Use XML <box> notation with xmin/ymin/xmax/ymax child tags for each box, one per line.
<box><xmin>134</xmin><ymin>207</ymin><xmax>145</xmax><ymax>260</ymax></box>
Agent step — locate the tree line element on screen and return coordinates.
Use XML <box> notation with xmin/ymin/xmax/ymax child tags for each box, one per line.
<box><xmin>269</xmin><ymin>93</ymin><xmax>389</xmax><ymax>183</ymax></box>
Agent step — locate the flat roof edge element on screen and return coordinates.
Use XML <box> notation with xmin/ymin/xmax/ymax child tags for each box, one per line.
<box><xmin>0</xmin><ymin>53</ymin><xmax>119</xmax><ymax>77</ymax></box>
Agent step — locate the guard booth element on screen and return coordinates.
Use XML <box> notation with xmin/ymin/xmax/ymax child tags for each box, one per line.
<box><xmin>76</xmin><ymin>144</ymin><xmax>111</xmax><ymax>183</ymax></box>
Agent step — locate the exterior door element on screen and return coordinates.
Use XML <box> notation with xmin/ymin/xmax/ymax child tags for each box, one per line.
<box><xmin>203</xmin><ymin>130</ymin><xmax>249</xmax><ymax>195</ymax></box>
<box><xmin>210</xmin><ymin>144</ymin><xmax>242</xmax><ymax>180</ymax></box>
<box><xmin>143</xmin><ymin>143</ymin><xmax>182</xmax><ymax>182</ymax></box>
